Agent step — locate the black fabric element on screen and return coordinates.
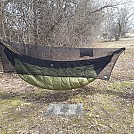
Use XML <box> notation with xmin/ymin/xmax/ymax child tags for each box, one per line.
<box><xmin>0</xmin><ymin>41</ymin><xmax>125</xmax><ymax>80</ymax></box>
<box><xmin>3</xmin><ymin>46</ymin><xmax>116</xmax><ymax>77</ymax></box>
<box><xmin>4</xmin><ymin>46</ymin><xmax>113</xmax><ymax>68</ymax></box>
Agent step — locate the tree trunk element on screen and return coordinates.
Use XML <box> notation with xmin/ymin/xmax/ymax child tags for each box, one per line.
<box><xmin>115</xmin><ymin>35</ymin><xmax>120</xmax><ymax>41</ymax></box>
<box><xmin>33</xmin><ymin>0</ymin><xmax>38</xmax><ymax>44</ymax></box>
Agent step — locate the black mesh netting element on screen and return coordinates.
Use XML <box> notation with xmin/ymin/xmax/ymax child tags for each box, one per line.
<box><xmin>0</xmin><ymin>41</ymin><xmax>125</xmax><ymax>80</ymax></box>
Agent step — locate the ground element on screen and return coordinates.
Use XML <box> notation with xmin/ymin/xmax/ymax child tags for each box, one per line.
<box><xmin>0</xmin><ymin>38</ymin><xmax>134</xmax><ymax>134</ymax></box>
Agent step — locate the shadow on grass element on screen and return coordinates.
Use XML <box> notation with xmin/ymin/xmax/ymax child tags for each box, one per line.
<box><xmin>0</xmin><ymin>86</ymin><xmax>133</xmax><ymax>103</ymax></box>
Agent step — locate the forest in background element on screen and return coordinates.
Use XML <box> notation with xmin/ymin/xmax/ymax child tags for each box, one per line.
<box><xmin>0</xmin><ymin>0</ymin><xmax>134</xmax><ymax>47</ymax></box>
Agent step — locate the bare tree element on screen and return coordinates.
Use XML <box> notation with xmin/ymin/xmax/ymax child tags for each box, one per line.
<box><xmin>0</xmin><ymin>0</ymin><xmax>118</xmax><ymax>47</ymax></box>
<box><xmin>103</xmin><ymin>1</ymin><xmax>134</xmax><ymax>41</ymax></box>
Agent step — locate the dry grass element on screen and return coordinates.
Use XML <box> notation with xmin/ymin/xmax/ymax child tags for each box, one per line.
<box><xmin>0</xmin><ymin>37</ymin><xmax>134</xmax><ymax>134</ymax></box>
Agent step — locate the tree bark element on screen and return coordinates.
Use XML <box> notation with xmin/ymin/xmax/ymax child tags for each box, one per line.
<box><xmin>115</xmin><ymin>35</ymin><xmax>120</xmax><ymax>41</ymax></box>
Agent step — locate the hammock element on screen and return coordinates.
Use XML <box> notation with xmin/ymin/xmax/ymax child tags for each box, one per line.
<box><xmin>0</xmin><ymin>41</ymin><xmax>125</xmax><ymax>90</ymax></box>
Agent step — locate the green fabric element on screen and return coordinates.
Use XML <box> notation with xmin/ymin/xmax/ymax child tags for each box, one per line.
<box><xmin>19</xmin><ymin>74</ymin><xmax>95</xmax><ymax>90</ymax></box>
<box><xmin>15</xmin><ymin>58</ymin><xmax>96</xmax><ymax>90</ymax></box>
<box><xmin>15</xmin><ymin>59</ymin><xmax>97</xmax><ymax>78</ymax></box>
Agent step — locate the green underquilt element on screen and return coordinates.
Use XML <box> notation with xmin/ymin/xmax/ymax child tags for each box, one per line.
<box><xmin>14</xmin><ymin>59</ymin><xmax>96</xmax><ymax>90</ymax></box>
<box><xmin>15</xmin><ymin>59</ymin><xmax>97</xmax><ymax>78</ymax></box>
<box><xmin>19</xmin><ymin>74</ymin><xmax>95</xmax><ymax>90</ymax></box>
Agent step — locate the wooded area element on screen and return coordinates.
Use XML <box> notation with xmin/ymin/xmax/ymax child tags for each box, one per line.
<box><xmin>1</xmin><ymin>0</ymin><xmax>133</xmax><ymax>47</ymax></box>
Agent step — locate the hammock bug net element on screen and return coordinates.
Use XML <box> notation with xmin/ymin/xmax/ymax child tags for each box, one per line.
<box><xmin>0</xmin><ymin>41</ymin><xmax>125</xmax><ymax>90</ymax></box>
